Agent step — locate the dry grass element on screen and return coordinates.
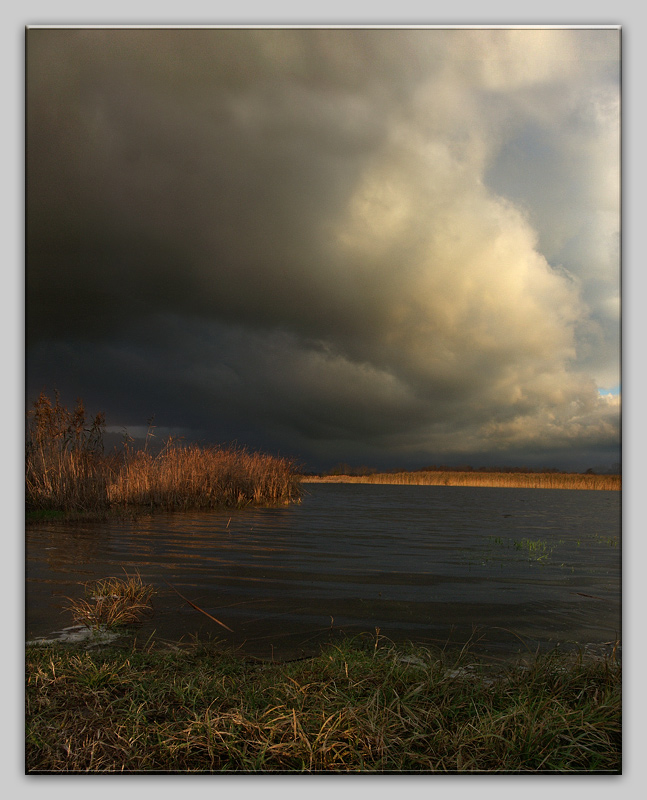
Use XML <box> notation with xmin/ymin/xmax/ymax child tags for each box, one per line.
<box><xmin>66</xmin><ymin>573</ymin><xmax>156</xmax><ymax>630</ymax></box>
<box><xmin>25</xmin><ymin>393</ymin><xmax>111</xmax><ymax>512</ymax></box>
<box><xmin>25</xmin><ymin>633</ymin><xmax>621</xmax><ymax>773</ymax></box>
<box><xmin>304</xmin><ymin>470</ymin><xmax>621</xmax><ymax>491</ymax></box>
<box><xmin>108</xmin><ymin>440</ymin><xmax>301</xmax><ymax>510</ymax></box>
<box><xmin>26</xmin><ymin>392</ymin><xmax>301</xmax><ymax>513</ymax></box>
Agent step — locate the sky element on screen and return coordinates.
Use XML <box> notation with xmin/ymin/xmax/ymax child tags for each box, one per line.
<box><xmin>25</xmin><ymin>25</ymin><xmax>621</xmax><ymax>473</ymax></box>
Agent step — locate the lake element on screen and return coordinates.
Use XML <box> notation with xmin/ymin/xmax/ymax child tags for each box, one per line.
<box><xmin>26</xmin><ymin>483</ymin><xmax>621</xmax><ymax>661</ymax></box>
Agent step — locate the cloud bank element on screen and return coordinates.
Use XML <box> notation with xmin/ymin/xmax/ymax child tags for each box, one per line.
<box><xmin>26</xmin><ymin>28</ymin><xmax>620</xmax><ymax>470</ymax></box>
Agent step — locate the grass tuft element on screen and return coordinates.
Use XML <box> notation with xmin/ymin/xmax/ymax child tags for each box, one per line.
<box><xmin>66</xmin><ymin>573</ymin><xmax>156</xmax><ymax>630</ymax></box>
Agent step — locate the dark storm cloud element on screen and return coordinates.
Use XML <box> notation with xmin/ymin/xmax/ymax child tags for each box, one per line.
<box><xmin>27</xmin><ymin>30</ymin><xmax>396</xmax><ymax>333</ymax></box>
<box><xmin>26</xmin><ymin>27</ymin><xmax>620</xmax><ymax>470</ymax></box>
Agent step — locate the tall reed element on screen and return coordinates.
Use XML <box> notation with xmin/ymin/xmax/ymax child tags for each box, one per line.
<box><xmin>26</xmin><ymin>393</ymin><xmax>301</xmax><ymax>513</ymax></box>
<box><xmin>108</xmin><ymin>439</ymin><xmax>301</xmax><ymax>510</ymax></box>
<box><xmin>25</xmin><ymin>392</ymin><xmax>110</xmax><ymax>512</ymax></box>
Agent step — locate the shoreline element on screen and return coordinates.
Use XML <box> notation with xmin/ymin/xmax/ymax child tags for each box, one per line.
<box><xmin>301</xmin><ymin>470</ymin><xmax>621</xmax><ymax>491</ymax></box>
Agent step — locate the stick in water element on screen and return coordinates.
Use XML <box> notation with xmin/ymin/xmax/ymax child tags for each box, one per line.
<box><xmin>164</xmin><ymin>580</ymin><xmax>234</xmax><ymax>632</ymax></box>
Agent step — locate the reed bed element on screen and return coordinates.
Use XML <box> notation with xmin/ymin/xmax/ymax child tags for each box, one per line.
<box><xmin>25</xmin><ymin>393</ymin><xmax>110</xmax><ymax>513</ymax></box>
<box><xmin>304</xmin><ymin>471</ymin><xmax>621</xmax><ymax>491</ymax></box>
<box><xmin>25</xmin><ymin>633</ymin><xmax>621</xmax><ymax>773</ymax></box>
<box><xmin>107</xmin><ymin>441</ymin><xmax>300</xmax><ymax>510</ymax></box>
<box><xmin>25</xmin><ymin>393</ymin><xmax>301</xmax><ymax>513</ymax></box>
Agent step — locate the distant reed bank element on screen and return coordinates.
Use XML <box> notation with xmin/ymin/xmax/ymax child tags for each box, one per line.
<box><xmin>26</xmin><ymin>393</ymin><xmax>301</xmax><ymax>514</ymax></box>
<box><xmin>303</xmin><ymin>471</ymin><xmax>621</xmax><ymax>491</ymax></box>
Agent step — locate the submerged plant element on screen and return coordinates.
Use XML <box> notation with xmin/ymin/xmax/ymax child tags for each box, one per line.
<box><xmin>591</xmin><ymin>533</ymin><xmax>620</xmax><ymax>548</ymax></box>
<box><xmin>66</xmin><ymin>572</ymin><xmax>156</xmax><ymax>630</ymax></box>
<box><xmin>512</xmin><ymin>538</ymin><xmax>553</xmax><ymax>561</ymax></box>
<box><xmin>486</xmin><ymin>535</ymin><xmax>554</xmax><ymax>563</ymax></box>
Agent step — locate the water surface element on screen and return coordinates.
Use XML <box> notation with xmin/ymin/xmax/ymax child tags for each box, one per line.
<box><xmin>26</xmin><ymin>484</ymin><xmax>621</xmax><ymax>660</ymax></box>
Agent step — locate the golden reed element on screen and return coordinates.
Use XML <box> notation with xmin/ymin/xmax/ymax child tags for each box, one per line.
<box><xmin>26</xmin><ymin>393</ymin><xmax>301</xmax><ymax>512</ymax></box>
<box><xmin>303</xmin><ymin>471</ymin><xmax>620</xmax><ymax>491</ymax></box>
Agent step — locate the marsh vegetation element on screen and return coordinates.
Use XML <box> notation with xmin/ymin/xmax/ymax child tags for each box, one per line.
<box><xmin>304</xmin><ymin>470</ymin><xmax>620</xmax><ymax>491</ymax></box>
<box><xmin>25</xmin><ymin>633</ymin><xmax>621</xmax><ymax>773</ymax></box>
<box><xmin>65</xmin><ymin>573</ymin><xmax>156</xmax><ymax>631</ymax></box>
<box><xmin>25</xmin><ymin>393</ymin><xmax>301</xmax><ymax>514</ymax></box>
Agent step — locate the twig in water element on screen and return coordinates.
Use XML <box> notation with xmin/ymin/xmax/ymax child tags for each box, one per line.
<box><xmin>572</xmin><ymin>592</ymin><xmax>606</xmax><ymax>601</ymax></box>
<box><xmin>164</xmin><ymin>580</ymin><xmax>234</xmax><ymax>632</ymax></box>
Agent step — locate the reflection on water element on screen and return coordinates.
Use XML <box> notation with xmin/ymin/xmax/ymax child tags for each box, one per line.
<box><xmin>26</xmin><ymin>484</ymin><xmax>621</xmax><ymax>660</ymax></box>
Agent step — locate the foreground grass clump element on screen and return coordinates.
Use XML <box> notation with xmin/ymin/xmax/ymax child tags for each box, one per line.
<box><xmin>26</xmin><ymin>635</ymin><xmax>621</xmax><ymax>773</ymax></box>
<box><xmin>66</xmin><ymin>573</ymin><xmax>156</xmax><ymax>630</ymax></box>
<box><xmin>26</xmin><ymin>392</ymin><xmax>301</xmax><ymax>513</ymax></box>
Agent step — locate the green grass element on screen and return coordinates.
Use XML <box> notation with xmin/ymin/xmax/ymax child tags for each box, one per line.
<box><xmin>487</xmin><ymin>535</ymin><xmax>554</xmax><ymax>562</ymax></box>
<box><xmin>26</xmin><ymin>633</ymin><xmax>621</xmax><ymax>773</ymax></box>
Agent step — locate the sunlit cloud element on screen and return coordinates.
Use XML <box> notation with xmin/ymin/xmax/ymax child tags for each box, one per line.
<box><xmin>26</xmin><ymin>27</ymin><xmax>621</xmax><ymax>470</ymax></box>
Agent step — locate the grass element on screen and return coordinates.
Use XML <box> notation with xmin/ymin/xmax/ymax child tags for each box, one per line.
<box><xmin>26</xmin><ymin>392</ymin><xmax>301</xmax><ymax>514</ymax></box>
<box><xmin>511</xmin><ymin>538</ymin><xmax>553</xmax><ymax>560</ymax></box>
<box><xmin>66</xmin><ymin>573</ymin><xmax>156</xmax><ymax>631</ymax></box>
<box><xmin>25</xmin><ymin>633</ymin><xmax>621</xmax><ymax>773</ymax></box>
<box><xmin>487</xmin><ymin>537</ymin><xmax>554</xmax><ymax>562</ymax></box>
<box><xmin>304</xmin><ymin>471</ymin><xmax>621</xmax><ymax>491</ymax></box>
<box><xmin>106</xmin><ymin>440</ymin><xmax>300</xmax><ymax>510</ymax></box>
